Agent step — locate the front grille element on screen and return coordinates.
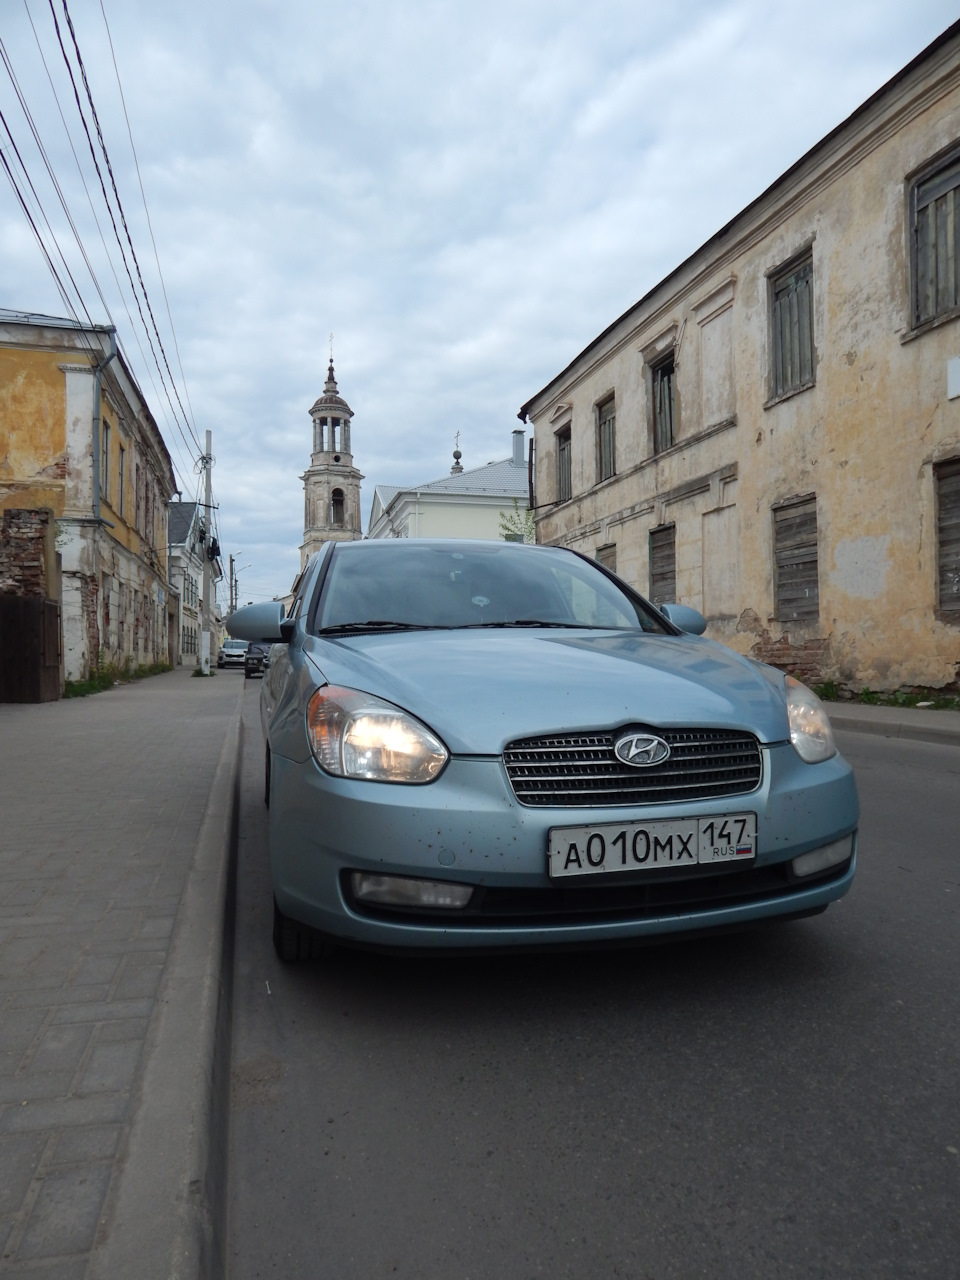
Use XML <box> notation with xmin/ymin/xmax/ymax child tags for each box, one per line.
<box><xmin>503</xmin><ymin>726</ymin><xmax>762</xmax><ymax>807</ymax></box>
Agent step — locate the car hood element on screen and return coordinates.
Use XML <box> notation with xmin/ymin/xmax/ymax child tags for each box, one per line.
<box><xmin>300</xmin><ymin>629</ymin><xmax>790</xmax><ymax>755</ymax></box>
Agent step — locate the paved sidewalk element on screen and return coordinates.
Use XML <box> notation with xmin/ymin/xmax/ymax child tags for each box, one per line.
<box><xmin>0</xmin><ymin>668</ymin><xmax>242</xmax><ymax>1279</ymax></box>
<box><xmin>826</xmin><ymin>699</ymin><xmax>960</xmax><ymax>746</ymax></box>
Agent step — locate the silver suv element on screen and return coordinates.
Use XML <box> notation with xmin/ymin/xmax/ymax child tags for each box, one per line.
<box><xmin>217</xmin><ymin>638</ymin><xmax>248</xmax><ymax>669</ymax></box>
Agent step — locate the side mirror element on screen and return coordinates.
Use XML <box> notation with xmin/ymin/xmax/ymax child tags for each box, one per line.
<box><xmin>659</xmin><ymin>603</ymin><xmax>707</xmax><ymax>635</ymax></box>
<box><xmin>227</xmin><ymin>601</ymin><xmax>286</xmax><ymax>643</ymax></box>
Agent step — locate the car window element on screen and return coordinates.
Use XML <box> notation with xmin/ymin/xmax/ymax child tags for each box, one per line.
<box><xmin>315</xmin><ymin>543</ymin><xmax>668</xmax><ymax>632</ymax></box>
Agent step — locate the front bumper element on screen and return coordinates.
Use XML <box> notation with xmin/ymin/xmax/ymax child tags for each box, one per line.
<box><xmin>269</xmin><ymin>743</ymin><xmax>858</xmax><ymax>950</ymax></box>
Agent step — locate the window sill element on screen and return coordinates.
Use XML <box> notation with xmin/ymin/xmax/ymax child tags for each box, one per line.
<box><xmin>901</xmin><ymin>309</ymin><xmax>960</xmax><ymax>344</ymax></box>
<box><xmin>763</xmin><ymin>380</ymin><xmax>816</xmax><ymax>411</ymax></box>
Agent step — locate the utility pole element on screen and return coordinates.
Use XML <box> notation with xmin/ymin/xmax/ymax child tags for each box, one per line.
<box><xmin>229</xmin><ymin>554</ymin><xmax>235</xmax><ymax>615</ymax></box>
<box><xmin>201</xmin><ymin>429</ymin><xmax>213</xmax><ymax>674</ymax></box>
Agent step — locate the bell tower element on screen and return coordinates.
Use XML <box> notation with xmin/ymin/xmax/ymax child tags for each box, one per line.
<box><xmin>300</xmin><ymin>356</ymin><xmax>364</xmax><ymax>567</ymax></box>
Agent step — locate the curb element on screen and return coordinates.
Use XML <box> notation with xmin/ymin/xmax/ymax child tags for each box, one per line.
<box><xmin>826</xmin><ymin>704</ymin><xmax>960</xmax><ymax>747</ymax></box>
<box><xmin>86</xmin><ymin>683</ymin><xmax>244</xmax><ymax>1280</ymax></box>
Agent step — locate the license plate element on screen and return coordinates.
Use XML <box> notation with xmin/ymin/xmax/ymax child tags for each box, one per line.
<box><xmin>547</xmin><ymin>813</ymin><xmax>757</xmax><ymax>879</ymax></box>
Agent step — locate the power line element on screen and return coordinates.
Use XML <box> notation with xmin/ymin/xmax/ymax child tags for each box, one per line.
<box><xmin>56</xmin><ymin>0</ymin><xmax>200</xmax><ymax>454</ymax></box>
<box><xmin>44</xmin><ymin>0</ymin><xmax>201</xmax><ymax>465</ymax></box>
<box><xmin>19</xmin><ymin>0</ymin><xmax>193</xmax><ymax>491</ymax></box>
<box><xmin>97</xmin><ymin>0</ymin><xmax>198</xmax><ymax>435</ymax></box>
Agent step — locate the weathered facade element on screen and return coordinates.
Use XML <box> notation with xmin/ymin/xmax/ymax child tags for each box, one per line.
<box><xmin>0</xmin><ymin>311</ymin><xmax>177</xmax><ymax>688</ymax></box>
<box><xmin>368</xmin><ymin>430</ymin><xmax>531</xmax><ymax>540</ymax></box>
<box><xmin>520</xmin><ymin>24</ymin><xmax>960</xmax><ymax>694</ymax></box>
<box><xmin>301</xmin><ymin>361</ymin><xmax>363</xmax><ymax>567</ymax></box>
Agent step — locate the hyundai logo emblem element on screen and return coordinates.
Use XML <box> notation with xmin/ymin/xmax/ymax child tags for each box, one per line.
<box><xmin>614</xmin><ymin>732</ymin><xmax>671</xmax><ymax>767</ymax></box>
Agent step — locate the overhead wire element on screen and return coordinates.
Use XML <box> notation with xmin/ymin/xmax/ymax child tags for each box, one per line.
<box><xmin>20</xmin><ymin>0</ymin><xmax>193</xmax><ymax>490</ymax></box>
<box><xmin>56</xmin><ymin>0</ymin><xmax>200</xmax><ymax>455</ymax></box>
<box><xmin>44</xmin><ymin>0</ymin><xmax>202</xmax><ymax>470</ymax></box>
<box><xmin>97</xmin><ymin>0</ymin><xmax>198</xmax><ymax>434</ymax></box>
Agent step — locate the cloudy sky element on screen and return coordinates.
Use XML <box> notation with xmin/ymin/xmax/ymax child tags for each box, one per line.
<box><xmin>1</xmin><ymin>0</ymin><xmax>957</xmax><ymax>604</ymax></box>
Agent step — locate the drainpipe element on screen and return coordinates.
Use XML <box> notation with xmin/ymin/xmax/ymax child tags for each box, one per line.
<box><xmin>92</xmin><ymin>330</ymin><xmax>118</xmax><ymax>521</ymax></box>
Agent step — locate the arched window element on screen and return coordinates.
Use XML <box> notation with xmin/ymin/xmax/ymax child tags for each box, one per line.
<box><xmin>331</xmin><ymin>489</ymin><xmax>345</xmax><ymax>526</ymax></box>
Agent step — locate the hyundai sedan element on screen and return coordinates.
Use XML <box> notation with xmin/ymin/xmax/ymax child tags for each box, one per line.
<box><xmin>227</xmin><ymin>539</ymin><xmax>858</xmax><ymax>961</ymax></box>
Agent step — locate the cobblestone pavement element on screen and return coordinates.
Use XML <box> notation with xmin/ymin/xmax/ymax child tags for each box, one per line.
<box><xmin>0</xmin><ymin>668</ymin><xmax>241</xmax><ymax>1279</ymax></box>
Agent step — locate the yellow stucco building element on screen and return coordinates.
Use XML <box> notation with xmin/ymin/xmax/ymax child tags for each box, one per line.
<box><xmin>0</xmin><ymin>311</ymin><xmax>177</xmax><ymax>693</ymax></box>
<box><xmin>521</xmin><ymin>23</ymin><xmax>960</xmax><ymax>695</ymax></box>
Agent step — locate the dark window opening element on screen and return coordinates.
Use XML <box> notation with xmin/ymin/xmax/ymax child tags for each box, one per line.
<box><xmin>556</xmin><ymin>427</ymin><xmax>572</xmax><ymax>504</ymax></box>
<box><xmin>936</xmin><ymin>457</ymin><xmax>960</xmax><ymax>618</ymax></box>
<box><xmin>652</xmin><ymin>356</ymin><xmax>675</xmax><ymax>454</ymax></box>
<box><xmin>597</xmin><ymin>397</ymin><xmax>616</xmax><ymax>481</ymax></box>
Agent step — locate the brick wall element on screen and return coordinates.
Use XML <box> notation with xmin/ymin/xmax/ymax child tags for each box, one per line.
<box><xmin>0</xmin><ymin>509</ymin><xmax>51</xmax><ymax>598</ymax></box>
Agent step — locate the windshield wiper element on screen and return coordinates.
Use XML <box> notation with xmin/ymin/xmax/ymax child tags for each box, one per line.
<box><xmin>455</xmin><ymin>620</ymin><xmax>592</xmax><ymax>629</ymax></box>
<box><xmin>318</xmin><ymin>620</ymin><xmax>443</xmax><ymax>635</ymax></box>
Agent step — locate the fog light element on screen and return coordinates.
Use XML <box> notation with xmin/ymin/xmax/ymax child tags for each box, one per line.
<box><xmin>350</xmin><ymin>872</ymin><xmax>474</xmax><ymax>909</ymax></box>
<box><xmin>792</xmin><ymin>835</ymin><xmax>854</xmax><ymax>878</ymax></box>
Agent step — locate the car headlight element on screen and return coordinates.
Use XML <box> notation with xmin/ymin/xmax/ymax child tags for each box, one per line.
<box><xmin>306</xmin><ymin>685</ymin><xmax>448</xmax><ymax>783</ymax></box>
<box><xmin>785</xmin><ymin>676</ymin><xmax>836</xmax><ymax>763</ymax></box>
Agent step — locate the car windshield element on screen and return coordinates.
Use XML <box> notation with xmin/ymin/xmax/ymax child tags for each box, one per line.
<box><xmin>315</xmin><ymin>542</ymin><xmax>670</xmax><ymax>633</ymax></box>
<box><xmin>223</xmin><ymin>640</ymin><xmax>246</xmax><ymax>650</ymax></box>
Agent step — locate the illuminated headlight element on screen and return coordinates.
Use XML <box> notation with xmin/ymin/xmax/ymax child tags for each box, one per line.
<box><xmin>792</xmin><ymin>834</ymin><xmax>854</xmax><ymax>878</ymax></box>
<box><xmin>785</xmin><ymin>676</ymin><xmax>837</xmax><ymax>763</ymax></box>
<box><xmin>307</xmin><ymin>685</ymin><xmax>448</xmax><ymax>783</ymax></box>
<box><xmin>351</xmin><ymin>872</ymin><xmax>474</xmax><ymax>909</ymax></box>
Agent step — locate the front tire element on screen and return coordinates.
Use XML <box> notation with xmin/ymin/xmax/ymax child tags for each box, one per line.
<box><xmin>272</xmin><ymin>899</ymin><xmax>333</xmax><ymax>962</ymax></box>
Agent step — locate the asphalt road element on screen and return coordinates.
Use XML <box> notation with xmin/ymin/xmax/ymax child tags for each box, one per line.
<box><xmin>226</xmin><ymin>686</ymin><xmax>960</xmax><ymax>1280</ymax></box>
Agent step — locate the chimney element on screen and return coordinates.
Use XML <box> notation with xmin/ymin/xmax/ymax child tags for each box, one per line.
<box><xmin>512</xmin><ymin>428</ymin><xmax>525</xmax><ymax>467</ymax></box>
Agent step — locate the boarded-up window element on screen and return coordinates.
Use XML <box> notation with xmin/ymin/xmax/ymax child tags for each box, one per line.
<box><xmin>556</xmin><ymin>427</ymin><xmax>572</xmax><ymax>504</ymax></box>
<box><xmin>652</xmin><ymin>356</ymin><xmax>675</xmax><ymax>454</ymax></box>
<box><xmin>774</xmin><ymin>496</ymin><xmax>819</xmax><ymax>622</ymax></box>
<box><xmin>596</xmin><ymin>543</ymin><xmax>617</xmax><ymax>572</ymax></box>
<box><xmin>597</xmin><ymin>397</ymin><xmax>616</xmax><ymax>481</ymax></box>
<box><xmin>913</xmin><ymin>153</ymin><xmax>960</xmax><ymax>326</ymax></box>
<box><xmin>936</xmin><ymin>457</ymin><xmax>960</xmax><ymax>618</ymax></box>
<box><xmin>649</xmin><ymin>525</ymin><xmax>676</xmax><ymax>604</ymax></box>
<box><xmin>771</xmin><ymin>254</ymin><xmax>814</xmax><ymax>398</ymax></box>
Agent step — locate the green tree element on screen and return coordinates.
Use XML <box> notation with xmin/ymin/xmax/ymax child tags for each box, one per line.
<box><xmin>498</xmin><ymin>499</ymin><xmax>535</xmax><ymax>544</ymax></box>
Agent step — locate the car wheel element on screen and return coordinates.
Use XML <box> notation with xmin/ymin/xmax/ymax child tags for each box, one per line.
<box><xmin>244</xmin><ymin>669</ymin><xmax>250</xmax><ymax>679</ymax></box>
<box><xmin>272</xmin><ymin>899</ymin><xmax>333</xmax><ymax>962</ymax></box>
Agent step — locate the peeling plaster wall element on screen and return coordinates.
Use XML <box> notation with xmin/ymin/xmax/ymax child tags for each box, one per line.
<box><xmin>1</xmin><ymin>320</ymin><xmax>176</xmax><ymax>681</ymax></box>
<box><xmin>529</xmin><ymin>39</ymin><xmax>960</xmax><ymax>692</ymax></box>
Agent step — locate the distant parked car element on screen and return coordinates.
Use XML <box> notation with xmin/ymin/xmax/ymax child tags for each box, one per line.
<box><xmin>228</xmin><ymin>539</ymin><xmax>859</xmax><ymax>962</ymax></box>
<box><xmin>244</xmin><ymin>642</ymin><xmax>270</xmax><ymax>679</ymax></box>
<box><xmin>217</xmin><ymin>638</ymin><xmax>248</xmax><ymax>669</ymax></box>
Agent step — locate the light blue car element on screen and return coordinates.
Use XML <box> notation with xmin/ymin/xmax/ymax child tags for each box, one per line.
<box><xmin>228</xmin><ymin>539</ymin><xmax>858</xmax><ymax>961</ymax></box>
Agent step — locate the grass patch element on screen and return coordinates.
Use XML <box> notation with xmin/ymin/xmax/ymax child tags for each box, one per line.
<box><xmin>814</xmin><ymin>681</ymin><xmax>960</xmax><ymax>711</ymax></box>
<box><xmin>64</xmin><ymin>655</ymin><xmax>172</xmax><ymax>698</ymax></box>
